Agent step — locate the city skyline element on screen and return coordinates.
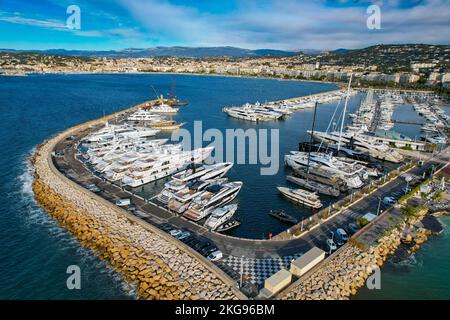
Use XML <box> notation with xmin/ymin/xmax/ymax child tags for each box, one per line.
<box><xmin>1</xmin><ymin>0</ymin><xmax>449</xmax><ymax>51</ymax></box>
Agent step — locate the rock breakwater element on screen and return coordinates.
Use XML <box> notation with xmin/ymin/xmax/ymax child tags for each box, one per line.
<box><xmin>280</xmin><ymin>208</ymin><xmax>431</xmax><ymax>300</ymax></box>
<box><xmin>32</xmin><ymin>130</ymin><xmax>242</xmax><ymax>300</ymax></box>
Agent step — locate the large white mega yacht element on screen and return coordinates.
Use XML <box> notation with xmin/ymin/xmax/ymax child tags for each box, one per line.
<box><xmin>121</xmin><ymin>146</ymin><xmax>214</xmax><ymax>187</ymax></box>
<box><xmin>127</xmin><ymin>109</ymin><xmax>164</xmax><ymax>122</ymax></box>
<box><xmin>285</xmin><ymin>152</ymin><xmax>364</xmax><ymax>189</ymax></box>
<box><xmin>309</xmin><ymin>130</ymin><xmax>404</xmax><ymax>163</ymax></box>
<box><xmin>84</xmin><ymin>123</ymin><xmax>159</xmax><ymax>143</ymax></box>
<box><xmin>148</xmin><ymin>103</ymin><xmax>178</xmax><ymax>114</ymax></box>
<box><xmin>157</xmin><ymin>162</ymin><xmax>233</xmax><ymax>204</ymax></box>
<box><xmin>183</xmin><ymin>181</ymin><xmax>243</xmax><ymax>221</ymax></box>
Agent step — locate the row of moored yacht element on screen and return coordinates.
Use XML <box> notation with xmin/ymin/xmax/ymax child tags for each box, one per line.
<box><xmin>81</xmin><ymin>123</ymin><xmax>214</xmax><ymax>187</ymax></box>
<box><xmin>156</xmin><ymin>162</ymin><xmax>242</xmax><ymax>231</ymax></box>
<box><xmin>223</xmin><ymin>90</ymin><xmax>356</xmax><ymax>122</ymax></box>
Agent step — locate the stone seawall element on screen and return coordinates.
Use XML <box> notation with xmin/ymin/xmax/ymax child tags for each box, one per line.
<box><xmin>32</xmin><ymin>126</ymin><xmax>244</xmax><ymax>300</ymax></box>
<box><xmin>279</xmin><ymin>209</ymin><xmax>431</xmax><ymax>300</ymax></box>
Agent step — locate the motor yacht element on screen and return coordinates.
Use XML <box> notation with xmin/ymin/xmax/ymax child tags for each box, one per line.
<box><xmin>204</xmin><ymin>204</ymin><xmax>238</xmax><ymax>230</ymax></box>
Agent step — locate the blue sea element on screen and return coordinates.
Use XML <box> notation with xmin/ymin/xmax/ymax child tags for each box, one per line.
<box><xmin>0</xmin><ymin>73</ymin><xmax>445</xmax><ymax>299</ymax></box>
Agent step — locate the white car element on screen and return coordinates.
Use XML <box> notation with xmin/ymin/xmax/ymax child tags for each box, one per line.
<box><xmin>383</xmin><ymin>196</ymin><xmax>396</xmax><ymax>205</ymax></box>
<box><xmin>336</xmin><ymin>228</ymin><xmax>349</xmax><ymax>243</ymax></box>
<box><xmin>326</xmin><ymin>239</ymin><xmax>337</xmax><ymax>252</ymax></box>
<box><xmin>169</xmin><ymin>229</ymin><xmax>182</xmax><ymax>237</ymax></box>
<box><xmin>115</xmin><ymin>198</ymin><xmax>131</xmax><ymax>207</ymax></box>
<box><xmin>207</xmin><ymin>250</ymin><xmax>223</xmax><ymax>262</ymax></box>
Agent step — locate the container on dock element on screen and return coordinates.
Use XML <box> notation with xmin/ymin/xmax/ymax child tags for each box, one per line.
<box><xmin>289</xmin><ymin>247</ymin><xmax>325</xmax><ymax>277</ymax></box>
<box><xmin>260</xmin><ymin>269</ymin><xmax>292</xmax><ymax>297</ymax></box>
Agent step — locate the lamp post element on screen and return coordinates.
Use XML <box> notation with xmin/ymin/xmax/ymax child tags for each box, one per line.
<box><xmin>239</xmin><ymin>256</ymin><xmax>244</xmax><ymax>288</ymax></box>
<box><xmin>376</xmin><ymin>197</ymin><xmax>382</xmax><ymax>216</ymax></box>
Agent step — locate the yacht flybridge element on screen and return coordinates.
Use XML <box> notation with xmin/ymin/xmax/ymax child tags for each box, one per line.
<box><xmin>183</xmin><ymin>181</ymin><xmax>243</xmax><ymax>222</ymax></box>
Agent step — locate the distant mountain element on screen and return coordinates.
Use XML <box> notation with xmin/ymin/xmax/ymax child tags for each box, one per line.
<box><xmin>0</xmin><ymin>46</ymin><xmax>302</xmax><ymax>58</ymax></box>
<box><xmin>333</xmin><ymin>48</ymin><xmax>350</xmax><ymax>53</ymax></box>
<box><xmin>295</xmin><ymin>49</ymin><xmax>324</xmax><ymax>55</ymax></box>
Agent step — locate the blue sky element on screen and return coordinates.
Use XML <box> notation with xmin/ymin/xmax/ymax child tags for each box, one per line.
<box><xmin>0</xmin><ymin>0</ymin><xmax>449</xmax><ymax>50</ymax></box>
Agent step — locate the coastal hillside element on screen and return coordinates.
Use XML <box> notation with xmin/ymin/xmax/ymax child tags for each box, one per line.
<box><xmin>318</xmin><ymin>44</ymin><xmax>450</xmax><ymax>73</ymax></box>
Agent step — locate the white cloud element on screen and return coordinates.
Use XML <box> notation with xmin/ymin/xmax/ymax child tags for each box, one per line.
<box><xmin>0</xmin><ymin>14</ymin><xmax>66</xmax><ymax>29</ymax></box>
<box><xmin>118</xmin><ymin>0</ymin><xmax>450</xmax><ymax>50</ymax></box>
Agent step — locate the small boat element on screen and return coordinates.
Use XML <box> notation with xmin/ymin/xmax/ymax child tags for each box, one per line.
<box><xmin>269</xmin><ymin>209</ymin><xmax>298</xmax><ymax>224</ymax></box>
<box><xmin>216</xmin><ymin>219</ymin><xmax>241</xmax><ymax>232</ymax></box>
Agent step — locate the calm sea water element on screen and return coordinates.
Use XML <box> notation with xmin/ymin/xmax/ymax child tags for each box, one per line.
<box><xmin>0</xmin><ymin>73</ymin><xmax>444</xmax><ymax>299</ymax></box>
<box><xmin>356</xmin><ymin>217</ymin><xmax>450</xmax><ymax>300</ymax></box>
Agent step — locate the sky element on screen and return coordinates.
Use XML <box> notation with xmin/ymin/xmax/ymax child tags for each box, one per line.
<box><xmin>0</xmin><ymin>0</ymin><xmax>449</xmax><ymax>51</ymax></box>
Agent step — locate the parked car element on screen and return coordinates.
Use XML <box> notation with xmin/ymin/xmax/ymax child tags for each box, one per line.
<box><xmin>383</xmin><ymin>196</ymin><xmax>396</xmax><ymax>205</ymax></box>
<box><xmin>159</xmin><ymin>224</ymin><xmax>174</xmax><ymax>233</ymax></box>
<box><xmin>169</xmin><ymin>229</ymin><xmax>182</xmax><ymax>237</ymax></box>
<box><xmin>159</xmin><ymin>223</ymin><xmax>172</xmax><ymax>231</ymax></box>
<box><xmin>180</xmin><ymin>235</ymin><xmax>195</xmax><ymax>244</ymax></box>
<box><xmin>336</xmin><ymin>228</ymin><xmax>349</xmax><ymax>244</ymax></box>
<box><xmin>326</xmin><ymin>239</ymin><xmax>337</xmax><ymax>253</ymax></box>
<box><xmin>347</xmin><ymin>223</ymin><xmax>360</xmax><ymax>235</ymax></box>
<box><xmin>115</xmin><ymin>198</ymin><xmax>131</xmax><ymax>207</ymax></box>
<box><xmin>126</xmin><ymin>205</ymin><xmax>136</xmax><ymax>212</ymax></box>
<box><xmin>187</xmin><ymin>239</ymin><xmax>201</xmax><ymax>248</ymax></box>
<box><xmin>86</xmin><ymin>184</ymin><xmax>101</xmax><ymax>193</ymax></box>
<box><xmin>207</xmin><ymin>250</ymin><xmax>223</xmax><ymax>262</ymax></box>
<box><xmin>201</xmin><ymin>245</ymin><xmax>218</xmax><ymax>257</ymax></box>
<box><xmin>193</xmin><ymin>241</ymin><xmax>210</xmax><ymax>251</ymax></box>
<box><xmin>176</xmin><ymin>231</ymin><xmax>191</xmax><ymax>240</ymax></box>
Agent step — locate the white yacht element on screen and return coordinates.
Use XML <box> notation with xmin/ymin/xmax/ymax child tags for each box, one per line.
<box><xmin>277</xmin><ymin>187</ymin><xmax>323</xmax><ymax>209</ymax></box>
<box><xmin>172</xmin><ymin>162</ymin><xmax>233</xmax><ymax>183</ymax></box>
<box><xmin>309</xmin><ymin>130</ymin><xmax>403</xmax><ymax>163</ymax></box>
<box><xmin>128</xmin><ymin>109</ymin><xmax>163</xmax><ymax>122</ymax></box>
<box><xmin>204</xmin><ymin>204</ymin><xmax>238</xmax><ymax>230</ymax></box>
<box><xmin>85</xmin><ymin>124</ymin><xmax>159</xmax><ymax>143</ymax></box>
<box><xmin>285</xmin><ymin>152</ymin><xmax>364</xmax><ymax>189</ymax></box>
<box><xmin>148</xmin><ymin>103</ymin><xmax>178</xmax><ymax>114</ymax></box>
<box><xmin>160</xmin><ymin>162</ymin><xmax>233</xmax><ymax>199</ymax></box>
<box><xmin>167</xmin><ymin>180</ymin><xmax>212</xmax><ymax>214</ymax></box>
<box><xmin>223</xmin><ymin>107</ymin><xmax>260</xmax><ymax>122</ymax></box>
<box><xmin>121</xmin><ymin>146</ymin><xmax>214</xmax><ymax>187</ymax></box>
<box><xmin>183</xmin><ymin>181</ymin><xmax>243</xmax><ymax>221</ymax></box>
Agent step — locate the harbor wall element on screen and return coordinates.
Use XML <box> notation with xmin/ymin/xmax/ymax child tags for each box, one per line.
<box><xmin>31</xmin><ymin>104</ymin><xmax>246</xmax><ymax>300</ymax></box>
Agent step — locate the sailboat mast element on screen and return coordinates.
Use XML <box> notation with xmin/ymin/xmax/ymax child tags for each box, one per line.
<box><xmin>306</xmin><ymin>101</ymin><xmax>318</xmax><ymax>179</ymax></box>
<box><xmin>337</xmin><ymin>73</ymin><xmax>353</xmax><ymax>151</ymax></box>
